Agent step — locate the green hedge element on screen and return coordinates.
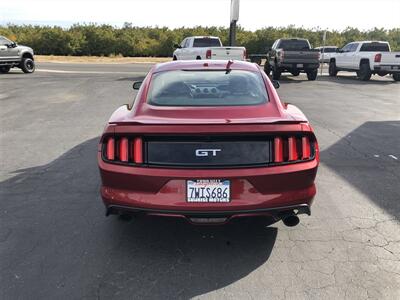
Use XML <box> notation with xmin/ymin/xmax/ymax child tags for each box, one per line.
<box><xmin>1</xmin><ymin>24</ymin><xmax>399</xmax><ymax>56</ymax></box>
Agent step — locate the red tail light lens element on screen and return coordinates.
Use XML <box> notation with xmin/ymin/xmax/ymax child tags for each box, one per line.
<box><xmin>273</xmin><ymin>135</ymin><xmax>315</xmax><ymax>164</ymax></box>
<box><xmin>106</xmin><ymin>138</ymin><xmax>115</xmax><ymax>160</ymax></box>
<box><xmin>133</xmin><ymin>137</ymin><xmax>143</xmax><ymax>164</ymax></box>
<box><xmin>274</xmin><ymin>137</ymin><xmax>283</xmax><ymax>162</ymax></box>
<box><xmin>374</xmin><ymin>53</ymin><xmax>382</xmax><ymax>62</ymax></box>
<box><xmin>119</xmin><ymin>138</ymin><xmax>129</xmax><ymax>162</ymax></box>
<box><xmin>206</xmin><ymin>49</ymin><xmax>212</xmax><ymax>59</ymax></box>
<box><xmin>288</xmin><ymin>137</ymin><xmax>298</xmax><ymax>161</ymax></box>
<box><xmin>302</xmin><ymin>136</ymin><xmax>311</xmax><ymax>159</ymax></box>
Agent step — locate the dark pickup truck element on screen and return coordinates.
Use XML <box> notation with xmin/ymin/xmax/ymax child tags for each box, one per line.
<box><xmin>265</xmin><ymin>38</ymin><xmax>320</xmax><ymax>80</ymax></box>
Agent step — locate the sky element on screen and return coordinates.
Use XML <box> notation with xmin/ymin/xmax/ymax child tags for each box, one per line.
<box><xmin>1</xmin><ymin>0</ymin><xmax>399</xmax><ymax>31</ymax></box>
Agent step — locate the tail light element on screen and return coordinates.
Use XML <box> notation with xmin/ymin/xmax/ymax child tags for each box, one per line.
<box><xmin>374</xmin><ymin>53</ymin><xmax>382</xmax><ymax>62</ymax></box>
<box><xmin>273</xmin><ymin>135</ymin><xmax>315</xmax><ymax>164</ymax></box>
<box><xmin>133</xmin><ymin>137</ymin><xmax>143</xmax><ymax>164</ymax></box>
<box><xmin>103</xmin><ymin>136</ymin><xmax>143</xmax><ymax>164</ymax></box>
<box><xmin>206</xmin><ymin>49</ymin><xmax>212</xmax><ymax>59</ymax></box>
<box><xmin>106</xmin><ymin>138</ymin><xmax>115</xmax><ymax>160</ymax></box>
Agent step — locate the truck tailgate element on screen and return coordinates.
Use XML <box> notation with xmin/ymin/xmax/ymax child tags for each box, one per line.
<box><xmin>380</xmin><ymin>52</ymin><xmax>400</xmax><ymax>66</ymax></box>
<box><xmin>210</xmin><ymin>47</ymin><xmax>246</xmax><ymax>61</ymax></box>
<box><xmin>282</xmin><ymin>50</ymin><xmax>320</xmax><ymax>64</ymax></box>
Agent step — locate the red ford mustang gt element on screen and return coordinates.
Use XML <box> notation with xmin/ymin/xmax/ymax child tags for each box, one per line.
<box><xmin>98</xmin><ymin>60</ymin><xmax>319</xmax><ymax>226</ymax></box>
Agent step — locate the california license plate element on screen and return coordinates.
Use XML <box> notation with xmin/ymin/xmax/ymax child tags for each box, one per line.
<box><xmin>187</xmin><ymin>180</ymin><xmax>230</xmax><ymax>203</ymax></box>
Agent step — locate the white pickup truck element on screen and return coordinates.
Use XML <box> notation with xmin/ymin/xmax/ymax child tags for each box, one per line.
<box><xmin>172</xmin><ymin>36</ymin><xmax>246</xmax><ymax>61</ymax></box>
<box><xmin>328</xmin><ymin>41</ymin><xmax>400</xmax><ymax>81</ymax></box>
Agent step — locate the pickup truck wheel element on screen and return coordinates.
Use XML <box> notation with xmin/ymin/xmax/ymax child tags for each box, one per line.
<box><xmin>272</xmin><ymin>66</ymin><xmax>281</xmax><ymax>80</ymax></box>
<box><xmin>306</xmin><ymin>69</ymin><xmax>318</xmax><ymax>81</ymax></box>
<box><xmin>393</xmin><ymin>73</ymin><xmax>400</xmax><ymax>81</ymax></box>
<box><xmin>21</xmin><ymin>58</ymin><xmax>35</xmax><ymax>73</ymax></box>
<box><xmin>329</xmin><ymin>61</ymin><xmax>338</xmax><ymax>76</ymax></box>
<box><xmin>173</xmin><ymin>55</ymin><xmax>177</xmax><ymax>61</ymax></box>
<box><xmin>358</xmin><ymin>63</ymin><xmax>371</xmax><ymax>81</ymax></box>
<box><xmin>0</xmin><ymin>66</ymin><xmax>11</xmax><ymax>74</ymax></box>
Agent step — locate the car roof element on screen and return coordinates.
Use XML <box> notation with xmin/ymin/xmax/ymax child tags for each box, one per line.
<box><xmin>152</xmin><ymin>60</ymin><xmax>261</xmax><ymax>73</ymax></box>
<box><xmin>190</xmin><ymin>36</ymin><xmax>220</xmax><ymax>39</ymax></box>
<box><xmin>280</xmin><ymin>38</ymin><xmax>308</xmax><ymax>41</ymax></box>
<box><xmin>351</xmin><ymin>41</ymin><xmax>389</xmax><ymax>44</ymax></box>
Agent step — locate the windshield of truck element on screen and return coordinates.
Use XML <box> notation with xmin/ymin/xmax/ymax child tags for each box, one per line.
<box><xmin>193</xmin><ymin>38</ymin><xmax>222</xmax><ymax>47</ymax></box>
<box><xmin>360</xmin><ymin>43</ymin><xmax>390</xmax><ymax>52</ymax></box>
<box><xmin>278</xmin><ymin>40</ymin><xmax>310</xmax><ymax>50</ymax></box>
<box><xmin>0</xmin><ymin>36</ymin><xmax>12</xmax><ymax>46</ymax></box>
<box><xmin>147</xmin><ymin>70</ymin><xmax>268</xmax><ymax>106</ymax></box>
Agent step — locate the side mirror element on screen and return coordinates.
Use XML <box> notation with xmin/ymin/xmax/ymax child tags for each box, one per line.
<box><xmin>272</xmin><ymin>80</ymin><xmax>280</xmax><ymax>89</ymax></box>
<box><xmin>132</xmin><ymin>81</ymin><xmax>142</xmax><ymax>90</ymax></box>
<box><xmin>174</xmin><ymin>43</ymin><xmax>182</xmax><ymax>49</ymax></box>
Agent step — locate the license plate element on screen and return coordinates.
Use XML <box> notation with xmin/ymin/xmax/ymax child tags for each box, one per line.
<box><xmin>297</xmin><ymin>64</ymin><xmax>303</xmax><ymax>67</ymax></box>
<box><xmin>187</xmin><ymin>180</ymin><xmax>230</xmax><ymax>203</ymax></box>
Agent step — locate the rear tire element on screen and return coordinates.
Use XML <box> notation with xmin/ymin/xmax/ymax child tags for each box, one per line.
<box><xmin>328</xmin><ymin>61</ymin><xmax>338</xmax><ymax>77</ymax></box>
<box><xmin>358</xmin><ymin>62</ymin><xmax>371</xmax><ymax>81</ymax></box>
<box><xmin>0</xmin><ymin>66</ymin><xmax>11</xmax><ymax>74</ymax></box>
<box><xmin>393</xmin><ymin>73</ymin><xmax>400</xmax><ymax>81</ymax></box>
<box><xmin>272</xmin><ymin>65</ymin><xmax>281</xmax><ymax>80</ymax></box>
<box><xmin>20</xmin><ymin>58</ymin><xmax>35</xmax><ymax>73</ymax></box>
<box><xmin>306</xmin><ymin>69</ymin><xmax>318</xmax><ymax>81</ymax></box>
<box><xmin>196</xmin><ymin>56</ymin><xmax>201</xmax><ymax>60</ymax></box>
<box><xmin>173</xmin><ymin>55</ymin><xmax>177</xmax><ymax>61</ymax></box>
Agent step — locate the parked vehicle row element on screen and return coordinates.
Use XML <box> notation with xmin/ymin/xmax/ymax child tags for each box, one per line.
<box><xmin>0</xmin><ymin>35</ymin><xmax>35</xmax><ymax>73</ymax></box>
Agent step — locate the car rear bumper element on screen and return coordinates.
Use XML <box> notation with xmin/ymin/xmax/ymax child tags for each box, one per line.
<box><xmin>99</xmin><ymin>154</ymin><xmax>318</xmax><ymax>223</ymax></box>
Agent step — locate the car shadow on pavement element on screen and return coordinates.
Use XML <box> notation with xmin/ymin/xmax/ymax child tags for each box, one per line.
<box><xmin>320</xmin><ymin>121</ymin><xmax>400</xmax><ymax>220</ymax></box>
<box><xmin>0</xmin><ymin>137</ymin><xmax>277</xmax><ymax>299</ymax></box>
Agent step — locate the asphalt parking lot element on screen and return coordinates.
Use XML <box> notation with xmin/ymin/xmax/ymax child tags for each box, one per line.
<box><xmin>1</xmin><ymin>63</ymin><xmax>399</xmax><ymax>299</ymax></box>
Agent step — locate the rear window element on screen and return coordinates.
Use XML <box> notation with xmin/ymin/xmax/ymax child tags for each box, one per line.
<box><xmin>193</xmin><ymin>38</ymin><xmax>221</xmax><ymax>47</ymax></box>
<box><xmin>147</xmin><ymin>70</ymin><xmax>268</xmax><ymax>106</ymax></box>
<box><xmin>360</xmin><ymin>43</ymin><xmax>390</xmax><ymax>52</ymax></box>
<box><xmin>278</xmin><ymin>40</ymin><xmax>310</xmax><ymax>50</ymax></box>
